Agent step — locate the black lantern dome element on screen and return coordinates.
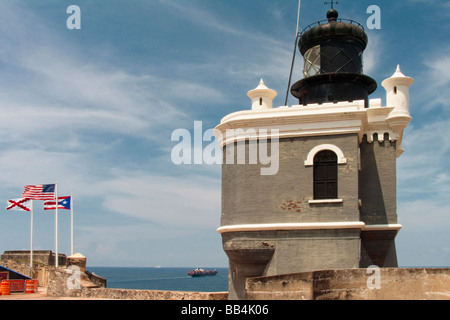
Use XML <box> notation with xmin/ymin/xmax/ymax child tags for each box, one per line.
<box><xmin>291</xmin><ymin>9</ymin><xmax>377</xmax><ymax>106</ymax></box>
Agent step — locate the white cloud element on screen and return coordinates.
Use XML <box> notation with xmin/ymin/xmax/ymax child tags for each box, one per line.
<box><xmin>75</xmin><ymin>221</ymin><xmax>225</xmax><ymax>267</ymax></box>
<box><xmin>161</xmin><ymin>0</ymin><xmax>293</xmax><ymax>94</ymax></box>
<box><xmin>163</xmin><ymin>0</ymin><xmax>243</xmax><ymax>36</ymax></box>
<box><xmin>0</xmin><ymin>149</ymin><xmax>83</xmax><ymax>189</ymax></box>
<box><xmin>397</xmin><ymin>198</ymin><xmax>450</xmax><ymax>266</ymax></box>
<box><xmin>0</xmin><ymin>1</ymin><xmax>238</xmax><ymax>152</ymax></box>
<box><xmin>0</xmin><ymin>49</ymin><xmax>187</xmax><ymax>142</ymax></box>
<box><xmin>396</xmin><ymin>117</ymin><xmax>450</xmax><ymax>266</ymax></box>
<box><xmin>364</xmin><ymin>32</ymin><xmax>383</xmax><ymax>75</ymax></box>
<box><xmin>425</xmin><ymin>54</ymin><xmax>450</xmax><ymax>103</ymax></box>
<box><xmin>398</xmin><ymin>199</ymin><xmax>450</xmax><ymax>230</ymax></box>
<box><xmin>411</xmin><ymin>46</ymin><xmax>450</xmax><ymax>111</ymax></box>
<box><xmin>95</xmin><ymin>170</ymin><xmax>221</xmax><ymax>228</ymax></box>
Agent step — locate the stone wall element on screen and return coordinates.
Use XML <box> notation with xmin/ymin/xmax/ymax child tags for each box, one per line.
<box><xmin>79</xmin><ymin>288</ymin><xmax>228</xmax><ymax>300</ymax></box>
<box><xmin>222</xmin><ymin>134</ymin><xmax>360</xmax><ymax>226</ymax></box>
<box><xmin>246</xmin><ymin>268</ymin><xmax>450</xmax><ymax>300</ymax></box>
<box><xmin>46</xmin><ymin>268</ymin><xmax>227</xmax><ymax>300</ymax></box>
<box><xmin>359</xmin><ymin>135</ymin><xmax>399</xmax><ymax>268</ymax></box>
<box><xmin>0</xmin><ymin>259</ymin><xmax>51</xmax><ymax>286</ymax></box>
<box><xmin>221</xmin><ymin>134</ymin><xmax>362</xmax><ymax>299</ymax></box>
<box><xmin>0</xmin><ymin>256</ymin><xmax>105</xmax><ymax>289</ymax></box>
<box><xmin>1</xmin><ymin>259</ymin><xmax>226</xmax><ymax>300</ymax></box>
<box><xmin>1</xmin><ymin>250</ymin><xmax>66</xmax><ymax>266</ymax></box>
<box><xmin>359</xmin><ymin>134</ymin><xmax>397</xmax><ymax>225</ymax></box>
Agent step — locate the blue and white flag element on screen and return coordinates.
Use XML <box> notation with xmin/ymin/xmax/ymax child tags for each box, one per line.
<box><xmin>44</xmin><ymin>196</ymin><xmax>71</xmax><ymax>211</ymax></box>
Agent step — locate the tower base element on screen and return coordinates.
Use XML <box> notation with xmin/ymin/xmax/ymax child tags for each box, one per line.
<box><xmin>360</xmin><ymin>230</ymin><xmax>398</xmax><ymax>268</ymax></box>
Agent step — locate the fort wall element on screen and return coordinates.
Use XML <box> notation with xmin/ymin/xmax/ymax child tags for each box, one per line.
<box><xmin>246</xmin><ymin>268</ymin><xmax>450</xmax><ymax>300</ymax></box>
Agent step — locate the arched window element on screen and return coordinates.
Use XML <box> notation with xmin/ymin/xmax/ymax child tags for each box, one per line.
<box><xmin>314</xmin><ymin>150</ymin><xmax>338</xmax><ymax>200</ymax></box>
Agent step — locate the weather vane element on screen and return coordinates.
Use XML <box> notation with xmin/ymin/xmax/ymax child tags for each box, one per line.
<box><xmin>324</xmin><ymin>0</ymin><xmax>339</xmax><ymax>9</ymax></box>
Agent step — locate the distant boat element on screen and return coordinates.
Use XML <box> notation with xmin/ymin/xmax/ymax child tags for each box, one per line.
<box><xmin>187</xmin><ymin>268</ymin><xmax>218</xmax><ymax>277</ymax></box>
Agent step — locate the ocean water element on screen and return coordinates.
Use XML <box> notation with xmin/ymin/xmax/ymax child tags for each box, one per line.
<box><xmin>88</xmin><ymin>267</ymin><xmax>229</xmax><ymax>292</ymax></box>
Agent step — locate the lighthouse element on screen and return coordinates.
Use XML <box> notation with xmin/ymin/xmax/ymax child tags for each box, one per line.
<box><xmin>291</xmin><ymin>8</ymin><xmax>377</xmax><ymax>107</ymax></box>
<box><xmin>215</xmin><ymin>8</ymin><xmax>413</xmax><ymax>300</ymax></box>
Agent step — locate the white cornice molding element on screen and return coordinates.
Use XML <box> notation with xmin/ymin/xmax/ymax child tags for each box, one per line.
<box><xmin>363</xmin><ymin>224</ymin><xmax>402</xmax><ymax>232</ymax></box>
<box><xmin>219</xmin><ymin>100</ymin><xmax>367</xmax><ymax>125</ymax></box>
<box><xmin>217</xmin><ymin>222</ymin><xmax>402</xmax><ymax>234</ymax></box>
<box><xmin>215</xmin><ymin>99</ymin><xmax>400</xmax><ymax>149</ymax></box>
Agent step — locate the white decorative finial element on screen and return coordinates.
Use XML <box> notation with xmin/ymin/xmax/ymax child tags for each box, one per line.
<box><xmin>383</xmin><ymin>65</ymin><xmax>414</xmax><ymax>85</ymax></box>
<box><xmin>389</xmin><ymin>64</ymin><xmax>408</xmax><ymax>79</ymax></box>
<box><xmin>255</xmin><ymin>78</ymin><xmax>270</xmax><ymax>90</ymax></box>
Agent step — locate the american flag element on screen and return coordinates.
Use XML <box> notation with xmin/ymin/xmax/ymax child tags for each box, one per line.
<box><xmin>44</xmin><ymin>196</ymin><xmax>71</xmax><ymax>211</ymax></box>
<box><xmin>22</xmin><ymin>184</ymin><xmax>56</xmax><ymax>201</ymax></box>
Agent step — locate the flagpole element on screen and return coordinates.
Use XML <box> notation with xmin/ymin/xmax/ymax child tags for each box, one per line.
<box><xmin>70</xmin><ymin>193</ymin><xmax>74</xmax><ymax>255</ymax></box>
<box><xmin>285</xmin><ymin>0</ymin><xmax>302</xmax><ymax>106</ymax></box>
<box><xmin>30</xmin><ymin>200</ymin><xmax>34</xmax><ymax>278</ymax></box>
<box><xmin>55</xmin><ymin>182</ymin><xmax>59</xmax><ymax>268</ymax></box>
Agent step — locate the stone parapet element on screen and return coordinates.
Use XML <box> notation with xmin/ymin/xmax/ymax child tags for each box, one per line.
<box><xmin>246</xmin><ymin>268</ymin><xmax>450</xmax><ymax>300</ymax></box>
<box><xmin>79</xmin><ymin>288</ymin><xmax>228</xmax><ymax>300</ymax></box>
<box><xmin>1</xmin><ymin>250</ymin><xmax>66</xmax><ymax>266</ymax></box>
<box><xmin>46</xmin><ymin>268</ymin><xmax>227</xmax><ymax>300</ymax></box>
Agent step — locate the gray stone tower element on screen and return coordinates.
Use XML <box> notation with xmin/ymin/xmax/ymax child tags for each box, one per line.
<box><xmin>215</xmin><ymin>9</ymin><xmax>413</xmax><ymax>300</ymax></box>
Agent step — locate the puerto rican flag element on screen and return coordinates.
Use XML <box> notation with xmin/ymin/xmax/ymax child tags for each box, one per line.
<box><xmin>6</xmin><ymin>198</ymin><xmax>32</xmax><ymax>212</ymax></box>
<box><xmin>44</xmin><ymin>196</ymin><xmax>71</xmax><ymax>211</ymax></box>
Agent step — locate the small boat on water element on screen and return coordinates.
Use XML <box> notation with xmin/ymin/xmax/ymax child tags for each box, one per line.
<box><xmin>187</xmin><ymin>268</ymin><xmax>218</xmax><ymax>277</ymax></box>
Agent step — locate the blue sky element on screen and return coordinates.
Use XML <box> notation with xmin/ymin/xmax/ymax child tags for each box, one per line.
<box><xmin>0</xmin><ymin>0</ymin><xmax>448</xmax><ymax>268</ymax></box>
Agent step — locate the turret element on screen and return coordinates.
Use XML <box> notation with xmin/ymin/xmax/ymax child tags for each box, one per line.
<box><xmin>248</xmin><ymin>79</ymin><xmax>277</xmax><ymax>111</ymax></box>
<box><xmin>383</xmin><ymin>65</ymin><xmax>414</xmax><ymax>156</ymax></box>
<box><xmin>383</xmin><ymin>65</ymin><xmax>414</xmax><ymax>130</ymax></box>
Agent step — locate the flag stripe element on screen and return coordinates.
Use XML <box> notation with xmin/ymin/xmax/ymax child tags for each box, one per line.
<box><xmin>23</xmin><ymin>184</ymin><xmax>56</xmax><ymax>200</ymax></box>
<box><xmin>44</xmin><ymin>196</ymin><xmax>71</xmax><ymax>211</ymax></box>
